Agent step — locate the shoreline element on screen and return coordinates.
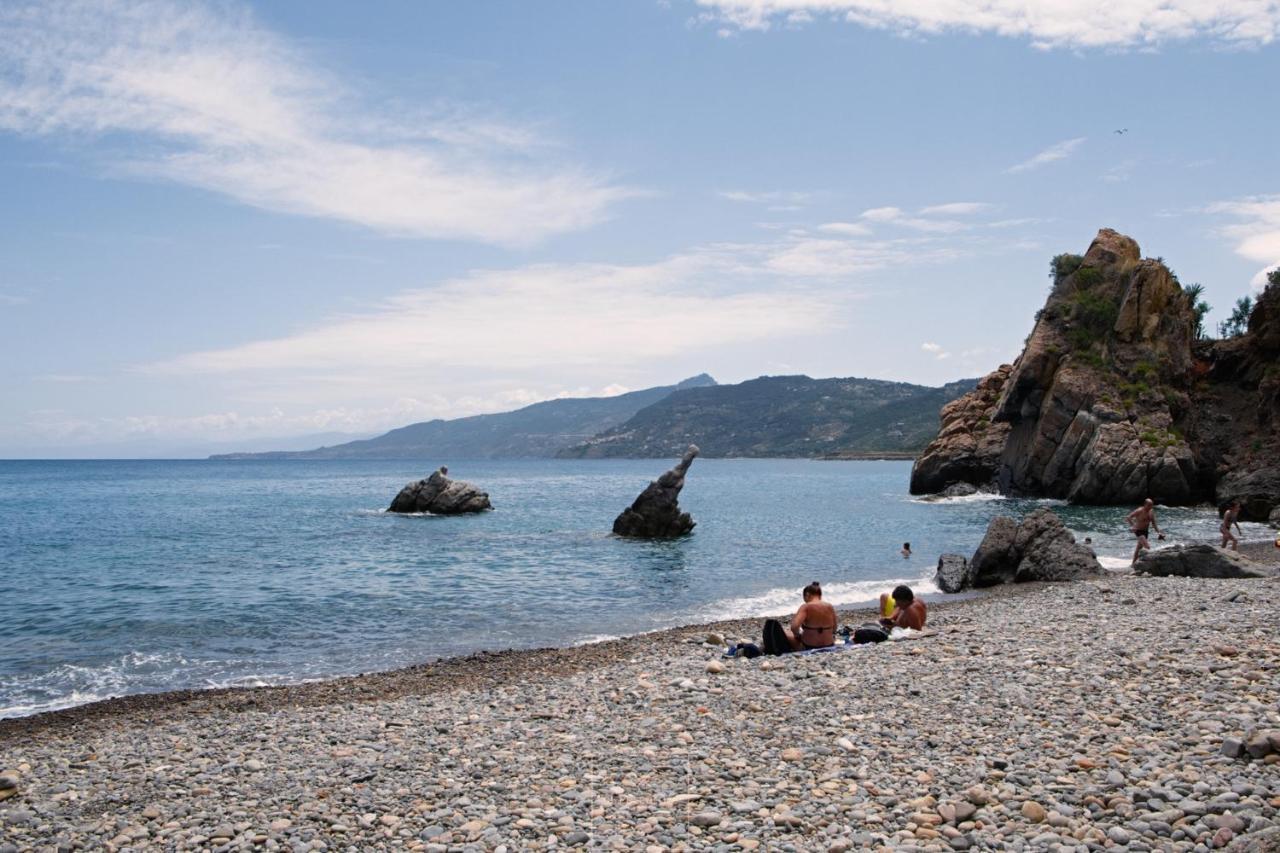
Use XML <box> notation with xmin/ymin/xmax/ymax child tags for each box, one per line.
<box><xmin>4</xmin><ymin>538</ymin><xmax>1276</xmax><ymax>738</ymax></box>
<box><xmin>2</xmin><ymin>571</ymin><xmax>1277</xmax><ymax>851</ymax></box>
<box><xmin>0</xmin><ymin>586</ymin><xmax>996</xmax><ymax>740</ymax></box>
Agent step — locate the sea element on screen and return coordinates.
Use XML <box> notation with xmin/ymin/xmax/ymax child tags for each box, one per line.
<box><xmin>1</xmin><ymin>458</ymin><xmax>1272</xmax><ymax>719</ymax></box>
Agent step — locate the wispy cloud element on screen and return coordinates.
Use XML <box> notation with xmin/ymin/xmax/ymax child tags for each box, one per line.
<box><xmin>0</xmin><ymin>0</ymin><xmax>631</xmax><ymax>246</ymax></box>
<box><xmin>1207</xmin><ymin>195</ymin><xmax>1280</xmax><ymax>289</ymax></box>
<box><xmin>0</xmin><ymin>292</ymin><xmax>30</xmax><ymax>306</ymax></box>
<box><xmin>816</xmin><ymin>221</ymin><xmax>872</xmax><ymax>236</ymax></box>
<box><xmin>1007</xmin><ymin>138</ymin><xmax>1087</xmax><ymax>174</ymax></box>
<box><xmin>921</xmin><ymin>341</ymin><xmax>951</xmax><ymax>360</ymax></box>
<box><xmin>693</xmin><ymin>1</ymin><xmax>1280</xmax><ymax>49</ymax></box>
<box><xmin>144</xmin><ymin>250</ymin><xmax>845</xmax><ymax>378</ymax></box>
<box><xmin>919</xmin><ymin>202</ymin><xmax>992</xmax><ymax>216</ymax></box>
<box><xmin>719</xmin><ymin>190</ymin><xmax>818</xmax><ymax>206</ymax></box>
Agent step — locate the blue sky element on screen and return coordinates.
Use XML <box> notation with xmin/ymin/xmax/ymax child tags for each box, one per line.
<box><xmin>2</xmin><ymin>0</ymin><xmax>1279</xmax><ymax>457</ymax></box>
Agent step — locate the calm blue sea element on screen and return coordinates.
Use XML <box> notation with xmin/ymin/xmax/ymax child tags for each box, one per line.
<box><xmin>0</xmin><ymin>458</ymin><xmax>1267</xmax><ymax>718</ymax></box>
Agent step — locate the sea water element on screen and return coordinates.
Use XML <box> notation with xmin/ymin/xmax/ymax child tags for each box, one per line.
<box><xmin>0</xmin><ymin>458</ymin><xmax>1268</xmax><ymax>717</ymax></box>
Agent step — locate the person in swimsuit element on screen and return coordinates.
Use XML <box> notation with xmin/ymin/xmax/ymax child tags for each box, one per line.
<box><xmin>783</xmin><ymin>581</ymin><xmax>837</xmax><ymax>651</ymax></box>
<box><xmin>901</xmin><ymin>542</ymin><xmax>912</xmax><ymax>558</ymax></box>
<box><xmin>1221</xmin><ymin>500</ymin><xmax>1242</xmax><ymax>551</ymax></box>
<box><xmin>879</xmin><ymin>585</ymin><xmax>927</xmax><ymax>631</ymax></box>
<box><xmin>1127</xmin><ymin>498</ymin><xmax>1164</xmax><ymax>566</ymax></box>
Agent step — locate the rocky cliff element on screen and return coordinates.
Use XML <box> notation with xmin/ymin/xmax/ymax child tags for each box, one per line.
<box><xmin>911</xmin><ymin>228</ymin><xmax>1280</xmax><ymax>520</ymax></box>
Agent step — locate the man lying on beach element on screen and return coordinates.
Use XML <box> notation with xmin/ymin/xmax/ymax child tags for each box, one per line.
<box><xmin>763</xmin><ymin>581</ymin><xmax>836</xmax><ymax>653</ymax></box>
<box><xmin>879</xmin><ymin>585</ymin><xmax>927</xmax><ymax>631</ymax></box>
<box><xmin>1127</xmin><ymin>498</ymin><xmax>1165</xmax><ymax>565</ymax></box>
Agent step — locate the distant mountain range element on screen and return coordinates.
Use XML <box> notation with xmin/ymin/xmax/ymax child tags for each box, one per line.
<box><xmin>210</xmin><ymin>375</ymin><xmax>718</xmax><ymax>460</ymax></box>
<box><xmin>556</xmin><ymin>375</ymin><xmax>977</xmax><ymax>458</ymax></box>
<box><xmin>212</xmin><ymin>372</ymin><xmax>975</xmax><ymax>461</ymax></box>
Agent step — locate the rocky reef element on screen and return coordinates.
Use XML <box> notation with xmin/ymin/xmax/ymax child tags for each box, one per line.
<box><xmin>612</xmin><ymin>446</ymin><xmax>699</xmax><ymax>538</ymax></box>
<box><xmin>388</xmin><ymin>467</ymin><xmax>492</xmax><ymax>515</ymax></box>
<box><xmin>1134</xmin><ymin>544</ymin><xmax>1277</xmax><ymax>579</ymax></box>
<box><xmin>912</xmin><ymin>228</ymin><xmax>1280</xmax><ymax>520</ymax></box>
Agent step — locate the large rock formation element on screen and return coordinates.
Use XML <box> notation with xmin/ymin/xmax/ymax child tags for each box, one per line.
<box><xmin>911</xmin><ymin>228</ymin><xmax>1280</xmax><ymax>519</ymax></box>
<box><xmin>388</xmin><ymin>467</ymin><xmax>492</xmax><ymax>514</ymax></box>
<box><xmin>1134</xmin><ymin>544</ymin><xmax>1277</xmax><ymax>579</ymax></box>
<box><xmin>934</xmin><ymin>554</ymin><xmax>972</xmax><ymax>594</ymax></box>
<box><xmin>612</xmin><ymin>446</ymin><xmax>699</xmax><ymax>538</ymax></box>
<box><xmin>955</xmin><ymin>509</ymin><xmax>1101</xmax><ymax>590</ymax></box>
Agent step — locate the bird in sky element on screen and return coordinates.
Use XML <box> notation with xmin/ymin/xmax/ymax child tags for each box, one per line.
<box><xmin>1114</xmin><ymin>128</ymin><xmax>1128</xmax><ymax>135</ymax></box>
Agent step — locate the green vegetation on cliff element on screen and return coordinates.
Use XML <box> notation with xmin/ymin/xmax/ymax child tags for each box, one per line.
<box><xmin>557</xmin><ymin>375</ymin><xmax>976</xmax><ymax>458</ymax></box>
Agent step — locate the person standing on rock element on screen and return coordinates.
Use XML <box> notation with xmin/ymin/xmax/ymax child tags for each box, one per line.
<box><xmin>1127</xmin><ymin>498</ymin><xmax>1164</xmax><ymax>565</ymax></box>
<box><xmin>1220</xmin><ymin>501</ymin><xmax>1243</xmax><ymax>551</ymax></box>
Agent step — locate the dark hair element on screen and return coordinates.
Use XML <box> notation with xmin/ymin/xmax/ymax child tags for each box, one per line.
<box><xmin>803</xmin><ymin>581</ymin><xmax>822</xmax><ymax>598</ymax></box>
<box><xmin>892</xmin><ymin>585</ymin><xmax>914</xmax><ymax>605</ymax></box>
<box><xmin>903</xmin><ymin>542</ymin><xmax>911</xmax><ymax>550</ymax></box>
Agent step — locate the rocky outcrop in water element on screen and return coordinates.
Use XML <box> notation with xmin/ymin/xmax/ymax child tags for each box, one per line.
<box><xmin>388</xmin><ymin>467</ymin><xmax>492</xmax><ymax>515</ymax></box>
<box><xmin>1134</xmin><ymin>544</ymin><xmax>1277</xmax><ymax>579</ymax></box>
<box><xmin>954</xmin><ymin>509</ymin><xmax>1101</xmax><ymax>590</ymax></box>
<box><xmin>612</xmin><ymin>446</ymin><xmax>699</xmax><ymax>538</ymax></box>
<box><xmin>911</xmin><ymin>229</ymin><xmax>1280</xmax><ymax>520</ymax></box>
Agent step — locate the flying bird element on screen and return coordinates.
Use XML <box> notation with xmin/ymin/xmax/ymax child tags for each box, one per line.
<box><xmin>1114</xmin><ymin>128</ymin><xmax>1128</xmax><ymax>135</ymax></box>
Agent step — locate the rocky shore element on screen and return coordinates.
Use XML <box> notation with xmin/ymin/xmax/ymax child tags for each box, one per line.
<box><xmin>3</xmin><ymin>562</ymin><xmax>1280</xmax><ymax>851</ymax></box>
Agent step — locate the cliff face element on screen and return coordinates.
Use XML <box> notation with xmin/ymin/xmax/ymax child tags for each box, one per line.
<box><xmin>911</xmin><ymin>228</ymin><xmax>1280</xmax><ymax>519</ymax></box>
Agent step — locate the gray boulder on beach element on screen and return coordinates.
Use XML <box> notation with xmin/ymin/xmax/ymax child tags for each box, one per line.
<box><xmin>1134</xmin><ymin>544</ymin><xmax>1277</xmax><ymax>579</ymax></box>
<box><xmin>388</xmin><ymin>467</ymin><xmax>492</xmax><ymax>515</ymax></box>
<box><xmin>961</xmin><ymin>508</ymin><xmax>1101</xmax><ymax>589</ymax></box>
<box><xmin>934</xmin><ymin>553</ymin><xmax>972</xmax><ymax>594</ymax></box>
<box><xmin>612</xmin><ymin>445</ymin><xmax>699</xmax><ymax>538</ymax></box>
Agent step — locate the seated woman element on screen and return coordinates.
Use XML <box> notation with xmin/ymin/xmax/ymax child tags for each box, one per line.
<box><xmin>879</xmin><ymin>584</ymin><xmax>927</xmax><ymax>631</ymax></box>
<box><xmin>785</xmin><ymin>581</ymin><xmax>837</xmax><ymax>650</ymax></box>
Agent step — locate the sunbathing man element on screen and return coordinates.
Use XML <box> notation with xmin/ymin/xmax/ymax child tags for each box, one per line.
<box><xmin>1127</xmin><ymin>498</ymin><xmax>1165</xmax><ymax>565</ymax></box>
<box><xmin>879</xmin><ymin>585</ymin><xmax>927</xmax><ymax>631</ymax></box>
<box><xmin>783</xmin><ymin>581</ymin><xmax>837</xmax><ymax>651</ymax></box>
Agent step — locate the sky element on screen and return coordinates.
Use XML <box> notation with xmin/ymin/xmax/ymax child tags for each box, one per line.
<box><xmin>2</xmin><ymin>0</ymin><xmax>1279</xmax><ymax>457</ymax></box>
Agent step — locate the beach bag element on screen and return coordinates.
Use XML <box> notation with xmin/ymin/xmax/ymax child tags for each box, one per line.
<box><xmin>762</xmin><ymin>619</ymin><xmax>790</xmax><ymax>655</ymax></box>
<box><xmin>852</xmin><ymin>623</ymin><xmax>889</xmax><ymax>645</ymax></box>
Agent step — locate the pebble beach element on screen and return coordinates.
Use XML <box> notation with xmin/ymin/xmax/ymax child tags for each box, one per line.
<box><xmin>3</xmin><ymin>547</ymin><xmax>1279</xmax><ymax>852</ymax></box>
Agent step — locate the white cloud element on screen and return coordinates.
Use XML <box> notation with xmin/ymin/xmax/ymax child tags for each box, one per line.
<box><xmin>1007</xmin><ymin>138</ymin><xmax>1087</xmax><ymax>173</ymax></box>
<box><xmin>0</xmin><ymin>293</ymin><xmax>30</xmax><ymax>306</ymax></box>
<box><xmin>1207</xmin><ymin>195</ymin><xmax>1280</xmax><ymax>290</ymax></box>
<box><xmin>694</xmin><ymin>1</ymin><xmax>1280</xmax><ymax>49</ymax></box>
<box><xmin>0</xmin><ymin>1</ymin><xmax>630</xmax><ymax>246</ymax></box>
<box><xmin>145</xmin><ymin>251</ymin><xmax>845</xmax><ymax>378</ymax></box>
<box><xmin>858</xmin><ymin>205</ymin><xmax>967</xmax><ymax>233</ymax></box>
<box><xmin>817</xmin><ymin>221</ymin><xmax>872</xmax><ymax>236</ymax></box>
<box><xmin>919</xmin><ymin>202</ymin><xmax>992</xmax><ymax>216</ymax></box>
<box><xmin>921</xmin><ymin>341</ymin><xmax>950</xmax><ymax>360</ymax></box>
<box><xmin>719</xmin><ymin>189</ymin><xmax>817</xmax><ymax>205</ymax></box>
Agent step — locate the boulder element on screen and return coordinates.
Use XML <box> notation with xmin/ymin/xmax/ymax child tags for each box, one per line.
<box><xmin>613</xmin><ymin>446</ymin><xmax>699</xmax><ymax>538</ymax></box>
<box><xmin>388</xmin><ymin>467</ymin><xmax>492</xmax><ymax>515</ymax></box>
<box><xmin>1134</xmin><ymin>545</ymin><xmax>1277</xmax><ymax>579</ymax></box>
<box><xmin>934</xmin><ymin>554</ymin><xmax>972</xmax><ymax>594</ymax></box>
<box><xmin>1216</xmin><ymin>465</ymin><xmax>1280</xmax><ymax>524</ymax></box>
<box><xmin>970</xmin><ymin>515</ymin><xmax>1019</xmax><ymax>587</ymax></box>
<box><xmin>965</xmin><ymin>509</ymin><xmax>1101</xmax><ymax>590</ymax></box>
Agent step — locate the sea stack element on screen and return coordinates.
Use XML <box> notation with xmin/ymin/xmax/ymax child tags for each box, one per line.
<box><xmin>612</xmin><ymin>445</ymin><xmax>699</xmax><ymax>537</ymax></box>
<box><xmin>910</xmin><ymin>228</ymin><xmax>1280</xmax><ymax>520</ymax></box>
<box><xmin>388</xmin><ymin>467</ymin><xmax>492</xmax><ymax>515</ymax></box>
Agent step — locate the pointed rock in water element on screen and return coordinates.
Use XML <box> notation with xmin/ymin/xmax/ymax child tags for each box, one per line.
<box><xmin>1134</xmin><ymin>544</ymin><xmax>1277</xmax><ymax>579</ymax></box>
<box><xmin>388</xmin><ymin>467</ymin><xmax>492</xmax><ymax>514</ymax></box>
<box><xmin>612</xmin><ymin>445</ymin><xmax>698</xmax><ymax>538</ymax></box>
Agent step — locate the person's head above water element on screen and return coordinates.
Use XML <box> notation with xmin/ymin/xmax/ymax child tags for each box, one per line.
<box><xmin>1144</xmin><ymin>498</ymin><xmax>1154</xmax><ymax>508</ymax></box>
<box><xmin>902</xmin><ymin>542</ymin><xmax>911</xmax><ymax>550</ymax></box>
<box><xmin>892</xmin><ymin>585</ymin><xmax>914</xmax><ymax>606</ymax></box>
<box><xmin>802</xmin><ymin>581</ymin><xmax>822</xmax><ymax>601</ymax></box>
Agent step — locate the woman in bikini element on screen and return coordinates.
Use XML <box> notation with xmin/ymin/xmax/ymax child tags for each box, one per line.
<box><xmin>784</xmin><ymin>581</ymin><xmax>837</xmax><ymax>651</ymax></box>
